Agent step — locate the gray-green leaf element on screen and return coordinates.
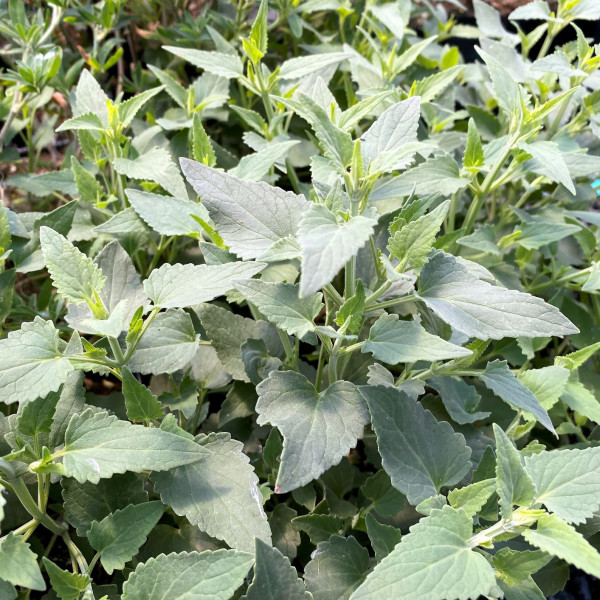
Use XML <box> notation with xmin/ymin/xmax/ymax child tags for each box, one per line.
<box><xmin>61</xmin><ymin>409</ymin><xmax>207</xmax><ymax>483</ymax></box>
<box><xmin>362</xmin><ymin>385</ymin><xmax>472</xmax><ymax>505</ymax></box>
<box><xmin>256</xmin><ymin>371</ymin><xmax>369</xmax><ymax>493</ymax></box>
<box><xmin>152</xmin><ymin>432</ymin><xmax>271</xmax><ymax>554</ymax></box>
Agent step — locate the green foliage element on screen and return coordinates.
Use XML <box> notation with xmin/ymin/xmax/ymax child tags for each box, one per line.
<box><xmin>1</xmin><ymin>1</ymin><xmax>600</xmax><ymax>598</ymax></box>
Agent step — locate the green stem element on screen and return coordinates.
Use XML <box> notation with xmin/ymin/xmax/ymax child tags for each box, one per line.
<box><xmin>108</xmin><ymin>336</ymin><xmax>125</xmax><ymax>365</ymax></box>
<box><xmin>6</xmin><ymin>478</ymin><xmax>65</xmax><ymax>535</ymax></box>
<box><xmin>364</xmin><ymin>294</ymin><xmax>414</xmax><ymax>312</ymax></box>
<box><xmin>315</xmin><ymin>343</ymin><xmax>326</xmax><ymax>392</ymax></box>
<box><xmin>122</xmin><ymin>307</ymin><xmax>161</xmax><ymax>363</ymax></box>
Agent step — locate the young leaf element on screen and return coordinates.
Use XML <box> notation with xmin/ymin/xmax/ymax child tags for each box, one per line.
<box><xmin>88</xmin><ymin>501</ymin><xmax>164</xmax><ymax>574</ymax></box>
<box><xmin>152</xmin><ymin>432</ymin><xmax>271</xmax><ymax>554</ymax></box>
<box><xmin>192</xmin><ymin>114</ymin><xmax>217</xmax><ymax>167</ymax></box>
<box><xmin>362</xmin><ymin>313</ymin><xmax>470</xmax><ymax>365</ymax></box>
<box><xmin>113</xmin><ymin>147</ymin><xmax>187</xmax><ymax>199</ymax></box>
<box><xmin>350</xmin><ymin>506</ymin><xmax>496</xmax><ymax>600</ymax></box>
<box><xmin>197</xmin><ymin>303</ymin><xmax>281</xmax><ymax>381</ymax></box>
<box><xmin>0</xmin><ymin>533</ymin><xmax>46</xmax><ymax>591</ymax></box>
<box><xmin>121</xmin><ymin>367</ymin><xmax>163</xmax><ymax>423</ymax></box>
<box><xmin>522</xmin><ymin>513</ymin><xmax>600</xmax><ymax>579</ymax></box>
<box><xmin>233</xmin><ymin>280</ymin><xmax>323</xmax><ymax>339</ymax></box>
<box><xmin>74</xmin><ymin>69</ymin><xmax>108</xmax><ymax>125</ymax></box>
<box><xmin>524</xmin><ymin>447</ymin><xmax>600</xmax><ymax>524</ymax></box>
<box><xmin>492</xmin><ymin>548</ymin><xmax>550</xmax><ymax>587</ymax></box>
<box><xmin>60</xmin><ymin>409</ymin><xmax>208</xmax><ymax>483</ymax></box>
<box><xmin>463</xmin><ymin>118</ymin><xmax>484</xmax><ymax>169</ymax></box>
<box><xmin>43</xmin><ymin>558</ymin><xmax>90</xmax><ymax>600</ymax></box>
<box><xmin>365</xmin><ymin>513</ymin><xmax>402</xmax><ymax>562</ymax></box>
<box><xmin>279</xmin><ymin>52</ymin><xmax>352</xmax><ymax>80</ymax></box>
<box><xmin>144</xmin><ymin>261</ymin><xmax>265</xmax><ymax>308</ymax></box>
<box><xmin>122</xmin><ymin>550</ymin><xmax>254</xmax><ymax>600</ymax></box>
<box><xmin>361</xmin><ymin>97</ymin><xmax>421</xmax><ymax>171</ymax></box>
<box><xmin>256</xmin><ymin>371</ymin><xmax>369</xmax><ymax>493</ymax></box>
<box><xmin>126</xmin><ymin>189</ymin><xmax>209</xmax><ymax>236</ymax></box>
<box><xmin>388</xmin><ymin>200</ymin><xmax>450</xmax><ymax>271</ymax></box>
<box><xmin>180</xmin><ymin>159</ymin><xmax>309</xmax><ymax>259</ymax></box>
<box><xmin>298</xmin><ymin>204</ymin><xmax>377</xmax><ymax>297</ymax></box>
<box><xmin>448</xmin><ymin>478</ymin><xmax>496</xmax><ymax>517</ymax></box>
<box><xmin>362</xmin><ymin>386</ymin><xmax>472</xmax><ymax>505</ymax></box>
<box><xmin>480</xmin><ymin>361</ymin><xmax>554</xmax><ymax>434</ymax></box>
<box><xmin>0</xmin><ymin>317</ymin><xmax>73</xmax><ymax>405</ymax></box>
<box><xmin>229</xmin><ymin>140</ymin><xmax>300</xmax><ymax>182</ymax></box>
<box><xmin>418</xmin><ymin>252</ymin><xmax>578</xmax><ymax>341</ymax></box>
<box><xmin>493</xmin><ymin>424</ymin><xmax>535</xmax><ymax>518</ymax></box>
<box><xmin>242</xmin><ymin>539</ymin><xmax>311</xmax><ymax>600</ymax></box>
<box><xmin>335</xmin><ymin>280</ymin><xmax>365</xmax><ymax>333</ymax></box>
<box><xmin>118</xmin><ymin>86</ymin><xmax>165</xmax><ymax>129</ymax></box>
<box><xmin>127</xmin><ymin>309</ymin><xmax>200</xmax><ymax>375</ymax></box>
<box><xmin>40</xmin><ymin>227</ymin><xmax>106</xmax><ymax>303</ymax></box>
<box><xmin>71</xmin><ymin>156</ymin><xmax>103</xmax><ymax>203</ymax></box>
<box><xmin>18</xmin><ymin>390</ymin><xmax>60</xmax><ymax>437</ymax></box>
<box><xmin>428</xmin><ymin>377</ymin><xmax>490</xmax><ymax>425</ymax></box>
<box><xmin>305</xmin><ymin>536</ymin><xmax>370</xmax><ymax>600</ymax></box>
<box><xmin>62</xmin><ymin>473</ymin><xmax>148</xmax><ymax>536</ymax></box>
<box><xmin>163</xmin><ymin>46</ymin><xmax>244</xmax><ymax>78</ymax></box>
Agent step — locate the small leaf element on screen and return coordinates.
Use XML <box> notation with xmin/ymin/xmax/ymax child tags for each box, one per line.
<box><xmin>43</xmin><ymin>558</ymin><xmax>90</xmax><ymax>600</ymax></box>
<box><xmin>493</xmin><ymin>424</ymin><xmax>535</xmax><ymax>518</ymax></box>
<box><xmin>428</xmin><ymin>377</ymin><xmax>490</xmax><ymax>425</ymax></box>
<box><xmin>88</xmin><ymin>501</ymin><xmax>164</xmax><ymax>574</ymax></box>
<box><xmin>192</xmin><ymin>114</ymin><xmax>217</xmax><ymax>166</ymax></box>
<box><xmin>122</xmin><ymin>367</ymin><xmax>163</xmax><ymax>423</ymax></box>
<box><xmin>164</xmin><ymin>46</ymin><xmax>244</xmax><ymax>78</ymax></box>
<box><xmin>492</xmin><ymin>548</ymin><xmax>550</xmax><ymax>586</ymax></box>
<box><xmin>256</xmin><ymin>371</ymin><xmax>369</xmax><ymax>493</ymax></box>
<box><xmin>234</xmin><ymin>280</ymin><xmax>323</xmax><ymax>339</ymax></box>
<box><xmin>463</xmin><ymin>118</ymin><xmax>484</xmax><ymax>169</ymax></box>
<box><xmin>362</xmin><ymin>314</ymin><xmax>471</xmax><ymax>365</ymax></box>
<box><xmin>448</xmin><ymin>478</ymin><xmax>496</xmax><ymax>517</ymax></box>
<box><xmin>335</xmin><ymin>280</ymin><xmax>365</xmax><ymax>333</ymax></box>
<box><xmin>480</xmin><ymin>361</ymin><xmax>554</xmax><ymax>434</ymax></box>
<box><xmin>40</xmin><ymin>227</ymin><xmax>106</xmax><ymax>303</ymax></box>
<box><xmin>243</xmin><ymin>539</ymin><xmax>311</xmax><ymax>600</ymax></box>
<box><xmin>365</xmin><ymin>513</ymin><xmax>402</xmax><ymax>562</ymax></box>
<box><xmin>522</xmin><ymin>513</ymin><xmax>600</xmax><ymax>579</ymax></box>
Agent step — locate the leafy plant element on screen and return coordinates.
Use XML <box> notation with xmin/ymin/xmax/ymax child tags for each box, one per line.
<box><xmin>1</xmin><ymin>0</ymin><xmax>600</xmax><ymax>598</ymax></box>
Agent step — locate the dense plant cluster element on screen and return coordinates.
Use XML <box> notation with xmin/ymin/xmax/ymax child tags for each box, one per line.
<box><xmin>1</xmin><ymin>0</ymin><xmax>600</xmax><ymax>598</ymax></box>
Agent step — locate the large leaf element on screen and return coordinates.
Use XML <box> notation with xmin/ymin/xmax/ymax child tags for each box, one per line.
<box><xmin>88</xmin><ymin>501</ymin><xmax>164</xmax><ymax>574</ymax></box>
<box><xmin>122</xmin><ymin>550</ymin><xmax>254</xmax><ymax>600</ymax></box>
<box><xmin>234</xmin><ymin>280</ymin><xmax>323</xmax><ymax>339</ymax></box>
<box><xmin>127</xmin><ymin>309</ymin><xmax>200</xmax><ymax>375</ymax></box>
<box><xmin>0</xmin><ymin>317</ymin><xmax>73</xmax><ymax>405</ymax></box>
<box><xmin>350</xmin><ymin>506</ymin><xmax>496</xmax><ymax>600</ymax></box>
<box><xmin>522</xmin><ymin>513</ymin><xmax>600</xmax><ymax>579</ymax></box>
<box><xmin>362</xmin><ymin>386</ymin><xmax>472</xmax><ymax>505</ymax></box>
<box><xmin>298</xmin><ymin>204</ymin><xmax>377</xmax><ymax>297</ymax></box>
<box><xmin>256</xmin><ymin>371</ymin><xmax>369</xmax><ymax>493</ymax></box>
<box><xmin>525</xmin><ymin>447</ymin><xmax>600</xmax><ymax>524</ymax></box>
<box><xmin>60</xmin><ymin>409</ymin><xmax>207</xmax><ymax>483</ymax></box>
<box><xmin>180</xmin><ymin>159</ymin><xmax>308</xmax><ymax>259</ymax></box>
<box><xmin>243</xmin><ymin>539</ymin><xmax>311</xmax><ymax>600</ymax></box>
<box><xmin>113</xmin><ymin>147</ymin><xmax>187</xmax><ymax>199</ymax></box>
<box><xmin>145</xmin><ymin>261</ymin><xmax>265</xmax><ymax>308</ymax></box>
<box><xmin>152</xmin><ymin>432</ymin><xmax>271</xmax><ymax>554</ymax></box>
<box><xmin>40</xmin><ymin>227</ymin><xmax>106</xmax><ymax>303</ymax></box>
<box><xmin>305</xmin><ymin>536</ymin><xmax>370</xmax><ymax>600</ymax></box>
<box><xmin>479</xmin><ymin>361</ymin><xmax>554</xmax><ymax>434</ymax></box>
<box><xmin>362</xmin><ymin>314</ymin><xmax>470</xmax><ymax>364</ymax></box>
<box><xmin>0</xmin><ymin>534</ymin><xmax>45</xmax><ymax>591</ymax></box>
<box><xmin>418</xmin><ymin>252</ymin><xmax>577</xmax><ymax>340</ymax></box>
